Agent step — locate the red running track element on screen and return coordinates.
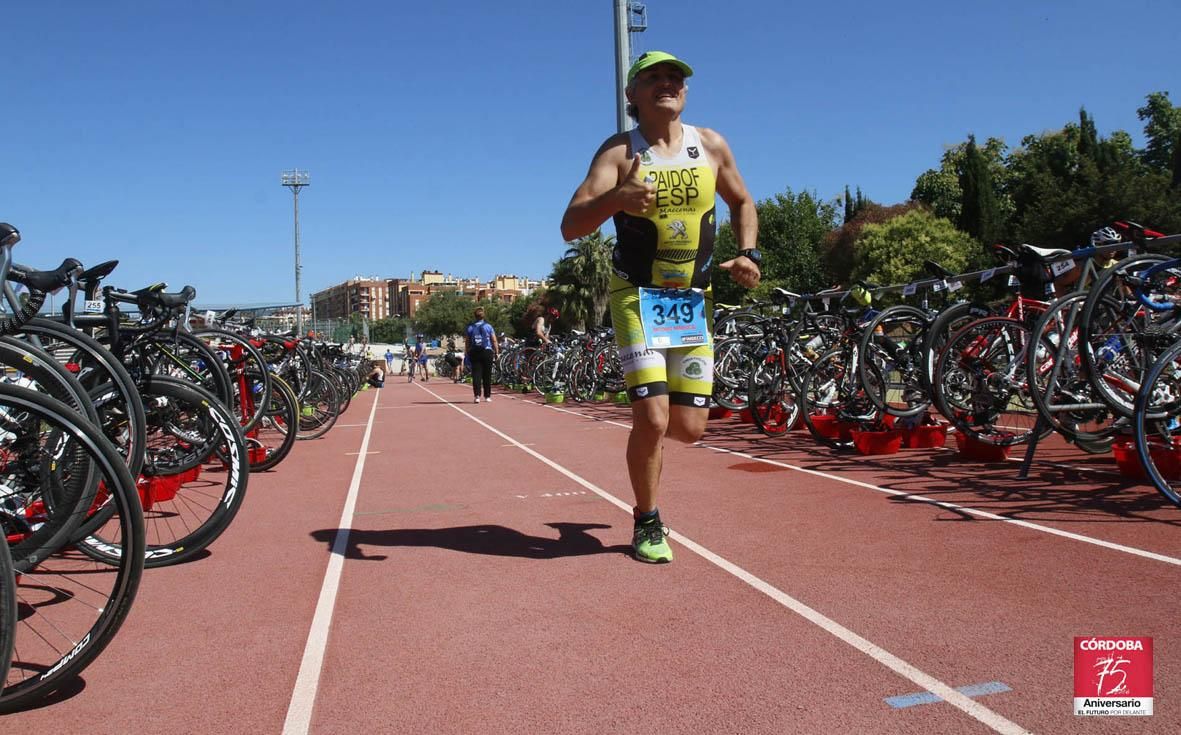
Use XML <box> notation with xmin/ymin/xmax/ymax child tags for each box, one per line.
<box><xmin>6</xmin><ymin>378</ymin><xmax>1179</xmax><ymax>734</ymax></box>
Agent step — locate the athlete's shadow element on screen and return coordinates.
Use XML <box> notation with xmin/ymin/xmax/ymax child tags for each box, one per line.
<box><xmin>310</xmin><ymin>522</ymin><xmax>631</xmax><ymax>561</ymax></box>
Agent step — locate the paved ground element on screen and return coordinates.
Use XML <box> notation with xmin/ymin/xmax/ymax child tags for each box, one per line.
<box><xmin>7</xmin><ymin>380</ymin><xmax>1179</xmax><ymax>733</ymax></box>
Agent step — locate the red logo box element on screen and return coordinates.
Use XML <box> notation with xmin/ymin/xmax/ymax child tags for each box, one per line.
<box><xmin>1074</xmin><ymin>636</ymin><xmax>1153</xmax><ymax>716</ymax></box>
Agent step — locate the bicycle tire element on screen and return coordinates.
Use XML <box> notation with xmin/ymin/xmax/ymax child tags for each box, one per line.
<box><xmin>856</xmin><ymin>305</ymin><xmax>931</xmax><ymax>419</ymax></box>
<box><xmin>15</xmin><ymin>318</ymin><xmax>148</xmax><ymax>479</ymax></box>
<box><xmin>296</xmin><ymin>369</ymin><xmax>341</xmax><ymax>440</ymax></box>
<box><xmin>246</xmin><ymin>373</ymin><xmax>299</xmax><ymax>472</ymax></box>
<box><xmin>75</xmin><ymin>375</ymin><xmax>249</xmax><ymax>567</ymax></box>
<box><xmin>0</xmin><ymin>384</ymin><xmax>144</xmax><ymax>712</ymax></box>
<box><xmin>1078</xmin><ymin>253</ymin><xmax>1176</xmax><ymax>418</ymax></box>
<box><xmin>0</xmin><ymin>540</ymin><xmax>14</xmax><ymax>688</ymax></box>
<box><xmin>1133</xmin><ymin>337</ymin><xmax>1181</xmax><ymax>507</ymax></box>
<box><xmin>1026</xmin><ymin>292</ymin><xmax>1119</xmax><ymax>445</ymax></box>
<box><xmin>932</xmin><ymin>316</ymin><xmax>1039</xmax><ymax>446</ymax></box>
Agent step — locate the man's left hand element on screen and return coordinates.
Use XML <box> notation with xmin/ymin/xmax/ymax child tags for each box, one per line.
<box><xmin>719</xmin><ymin>255</ymin><xmax>761</xmax><ymax>289</ymax></box>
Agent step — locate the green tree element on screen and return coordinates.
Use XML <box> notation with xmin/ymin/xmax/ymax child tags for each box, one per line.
<box><xmin>821</xmin><ymin>201</ymin><xmax>922</xmax><ymax>286</ymax></box>
<box><xmin>851</xmin><ymin>209</ymin><xmax>977</xmax><ymax>287</ymax></box>
<box><xmin>958</xmin><ymin>135</ymin><xmax>1003</xmax><ymax>245</ymax></box>
<box><xmin>549</xmin><ymin>230</ymin><xmax>613</xmax><ymax>330</ymax></box>
<box><xmin>412</xmin><ymin>291</ymin><xmax>477</xmax><ymax>338</ymax></box>
<box><xmin>912</xmin><ymin>136</ymin><xmax>1012</xmax><ymax>227</ymax></box>
<box><xmin>1137</xmin><ymin>91</ymin><xmax>1181</xmax><ymax>173</ymax></box>
<box><xmin>369</xmin><ymin>315</ymin><xmax>412</xmax><ymax>343</ymax></box>
<box><xmin>1173</xmin><ymin>130</ymin><xmax>1181</xmax><ymax>187</ymax></box>
<box><xmin>1077</xmin><ymin>107</ymin><xmax>1099</xmax><ymax>161</ymax></box>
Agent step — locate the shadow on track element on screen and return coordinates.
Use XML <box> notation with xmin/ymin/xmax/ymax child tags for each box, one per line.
<box><xmin>311</xmin><ymin>522</ymin><xmax>631</xmax><ymax>561</ymax></box>
<box><xmin>694</xmin><ymin>431</ymin><xmax>1181</xmax><ymax>526</ymax></box>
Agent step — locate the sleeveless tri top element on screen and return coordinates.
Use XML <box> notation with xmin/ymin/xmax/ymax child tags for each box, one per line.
<box><xmin>612</xmin><ymin>124</ymin><xmax>717</xmax><ymax>289</ymax></box>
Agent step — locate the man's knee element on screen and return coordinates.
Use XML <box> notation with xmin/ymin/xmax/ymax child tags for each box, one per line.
<box><xmin>631</xmin><ymin>401</ymin><xmax>669</xmax><ymax>439</ymax></box>
<box><xmin>666</xmin><ymin>402</ymin><xmax>708</xmax><ymax>443</ymax></box>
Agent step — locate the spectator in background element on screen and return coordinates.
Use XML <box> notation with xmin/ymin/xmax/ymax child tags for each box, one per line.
<box><xmin>465</xmin><ymin>306</ymin><xmax>499</xmax><ymax>403</ymax></box>
<box><xmin>414</xmin><ymin>335</ymin><xmax>430</xmax><ymax>382</ymax></box>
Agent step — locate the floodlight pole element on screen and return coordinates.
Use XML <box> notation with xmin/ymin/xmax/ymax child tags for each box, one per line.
<box><xmin>613</xmin><ymin>0</ymin><xmax>647</xmax><ymax>133</ymax></box>
<box><xmin>281</xmin><ymin>169</ymin><xmax>310</xmax><ymax>335</ymax></box>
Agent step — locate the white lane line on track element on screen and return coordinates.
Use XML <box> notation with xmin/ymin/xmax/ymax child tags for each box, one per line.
<box><xmin>415</xmin><ymin>383</ymin><xmax>1030</xmax><ymax>735</ymax></box>
<box><xmin>533</xmin><ymin>401</ymin><xmax>1181</xmax><ymax>568</ymax></box>
<box><xmin>282</xmin><ymin>388</ymin><xmax>381</xmax><ymax>735</ymax></box>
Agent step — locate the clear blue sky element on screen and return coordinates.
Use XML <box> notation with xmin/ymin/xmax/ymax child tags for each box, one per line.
<box><xmin>2</xmin><ymin>0</ymin><xmax>1178</xmax><ymax>305</ymax></box>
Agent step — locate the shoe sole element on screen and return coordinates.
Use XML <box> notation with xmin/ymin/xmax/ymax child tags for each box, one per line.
<box><xmin>632</xmin><ymin>547</ymin><xmax>672</xmax><ymax>564</ymax></box>
<box><xmin>633</xmin><ymin>553</ymin><xmax>672</xmax><ymax>564</ymax></box>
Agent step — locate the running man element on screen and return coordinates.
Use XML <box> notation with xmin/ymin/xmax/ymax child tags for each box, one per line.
<box><xmin>560</xmin><ymin>51</ymin><xmax>760</xmax><ymax>563</ymax></box>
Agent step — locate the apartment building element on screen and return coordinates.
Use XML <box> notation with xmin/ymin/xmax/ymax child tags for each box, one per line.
<box><xmin>310</xmin><ymin>276</ymin><xmax>392</xmax><ymax>321</ymax></box>
<box><xmin>315</xmin><ymin>272</ymin><xmax>548</xmax><ymax>321</ymax></box>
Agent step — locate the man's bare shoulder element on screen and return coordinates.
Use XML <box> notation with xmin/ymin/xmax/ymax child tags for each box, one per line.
<box><xmin>591</xmin><ymin>131</ymin><xmax>633</xmax><ymax>162</ymax></box>
<box><xmin>695</xmin><ymin>126</ymin><xmax>730</xmax><ymax>150</ymax></box>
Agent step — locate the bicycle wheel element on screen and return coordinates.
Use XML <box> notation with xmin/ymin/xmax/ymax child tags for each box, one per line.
<box><xmin>746</xmin><ymin>362</ymin><xmax>799</xmax><ymax>435</ymax></box>
<box><xmin>75</xmin><ymin>375</ymin><xmax>248</xmax><ymax>568</ymax></box>
<box><xmin>193</xmin><ymin>328</ymin><xmax>271</xmax><ymax>434</ymax></box>
<box><xmin>920</xmin><ymin>301</ymin><xmax>980</xmax><ymax>393</ymax></box>
<box><xmin>1027</xmin><ymin>293</ymin><xmax>1119</xmax><ymax>445</ymax></box>
<box><xmin>1133</xmin><ymin>338</ymin><xmax>1181</xmax><ymax>507</ymax></box>
<box><xmin>0</xmin><ymin>384</ymin><xmax>144</xmax><ymax>713</ymax></box>
<box><xmin>1079</xmin><ymin>254</ymin><xmax>1179</xmax><ymax>419</ymax></box>
<box><xmin>932</xmin><ymin>317</ymin><xmax>1039</xmax><ymax>446</ymax></box>
<box><xmin>124</xmin><ymin>333</ymin><xmax>233</xmax><ymax>410</ymax></box>
<box><xmin>799</xmin><ymin>346</ymin><xmax>877</xmax><ymax>450</ymax></box>
<box><xmin>246</xmin><ymin>373</ymin><xmax>299</xmax><ymax>472</ymax></box>
<box><xmin>15</xmin><ymin>318</ymin><xmax>148</xmax><ymax>479</ymax></box>
<box><xmin>857</xmin><ymin>305</ymin><xmax>930</xmax><ymax>418</ymax></box>
<box><xmin>0</xmin><ymin>541</ymin><xmax>14</xmax><ymax>688</ymax></box>
<box><xmin>296</xmin><ymin>369</ymin><xmax>341</xmax><ymax>440</ymax></box>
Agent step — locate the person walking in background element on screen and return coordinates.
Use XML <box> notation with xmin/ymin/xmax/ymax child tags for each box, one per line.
<box><xmin>414</xmin><ymin>335</ymin><xmax>431</xmax><ymax>382</ymax></box>
<box><xmin>559</xmin><ymin>50</ymin><xmax>760</xmax><ymax>563</ymax></box>
<box><xmin>385</xmin><ymin>347</ymin><xmax>395</xmax><ymax>374</ymax></box>
<box><xmin>465</xmin><ymin>307</ymin><xmax>499</xmax><ymax>403</ymax></box>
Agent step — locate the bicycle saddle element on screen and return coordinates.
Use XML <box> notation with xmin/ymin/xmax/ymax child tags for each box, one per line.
<box><xmin>923</xmin><ymin>260</ymin><xmax>954</xmax><ymax>279</ymax></box>
<box><xmin>1018</xmin><ymin>243</ymin><xmax>1071</xmax><ymax>260</ymax></box>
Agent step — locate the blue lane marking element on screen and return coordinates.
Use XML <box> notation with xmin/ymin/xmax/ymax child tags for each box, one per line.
<box><xmin>885</xmin><ymin>681</ymin><xmax>1011</xmax><ymax>709</ymax></box>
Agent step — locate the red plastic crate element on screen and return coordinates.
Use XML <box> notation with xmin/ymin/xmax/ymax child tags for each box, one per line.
<box><xmin>810</xmin><ymin>414</ymin><xmax>856</xmax><ymax>441</ymax></box>
<box><xmin>901</xmin><ymin>424</ymin><xmax>948</xmax><ymax>449</ymax></box>
<box><xmin>851</xmin><ymin>429</ymin><xmax>903</xmax><ymax>455</ymax></box>
<box><xmin>1111</xmin><ymin>439</ymin><xmax>1181</xmax><ymax>481</ymax></box>
<box><xmin>953</xmin><ymin>431</ymin><xmax>1011</xmax><ymax>461</ymax></box>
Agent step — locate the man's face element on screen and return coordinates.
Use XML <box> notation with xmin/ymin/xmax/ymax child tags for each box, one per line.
<box><xmin>627</xmin><ymin>63</ymin><xmax>686</xmax><ymax>116</ymax></box>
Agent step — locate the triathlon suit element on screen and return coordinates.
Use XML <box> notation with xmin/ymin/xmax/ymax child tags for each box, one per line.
<box><xmin>609</xmin><ymin>123</ymin><xmax>716</xmax><ymax>407</ymax></box>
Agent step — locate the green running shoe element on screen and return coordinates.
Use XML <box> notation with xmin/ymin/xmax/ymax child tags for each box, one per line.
<box><xmin>632</xmin><ymin>518</ymin><xmax>672</xmax><ymax>563</ymax></box>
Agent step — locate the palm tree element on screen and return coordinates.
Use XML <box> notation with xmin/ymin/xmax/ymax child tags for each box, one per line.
<box><xmin>550</xmin><ymin>230</ymin><xmax>614</xmax><ymax>330</ymax></box>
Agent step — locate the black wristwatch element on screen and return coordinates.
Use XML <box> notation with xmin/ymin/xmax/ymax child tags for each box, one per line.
<box><xmin>738</xmin><ymin>248</ymin><xmax>762</xmax><ymax>266</ymax></box>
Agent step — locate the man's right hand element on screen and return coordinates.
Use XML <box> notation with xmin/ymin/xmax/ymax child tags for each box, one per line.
<box><xmin>615</xmin><ymin>154</ymin><xmax>656</xmax><ymax>215</ymax></box>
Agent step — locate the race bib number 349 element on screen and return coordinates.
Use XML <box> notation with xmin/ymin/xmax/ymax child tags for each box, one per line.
<box><xmin>638</xmin><ymin>287</ymin><xmax>710</xmax><ymax>349</ymax></box>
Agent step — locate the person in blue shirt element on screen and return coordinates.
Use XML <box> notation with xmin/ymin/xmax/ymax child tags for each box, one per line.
<box><xmin>409</xmin><ymin>334</ymin><xmax>430</xmax><ymax>382</ymax></box>
<box><xmin>465</xmin><ymin>307</ymin><xmax>499</xmax><ymax>403</ymax></box>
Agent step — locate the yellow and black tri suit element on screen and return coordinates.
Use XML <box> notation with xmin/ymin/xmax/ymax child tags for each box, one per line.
<box><xmin>610</xmin><ymin>123</ymin><xmax>716</xmax><ymax>406</ymax></box>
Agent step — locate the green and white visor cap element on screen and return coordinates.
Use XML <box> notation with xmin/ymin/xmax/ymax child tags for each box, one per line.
<box><xmin>627</xmin><ymin>51</ymin><xmax>693</xmax><ymax>85</ymax></box>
